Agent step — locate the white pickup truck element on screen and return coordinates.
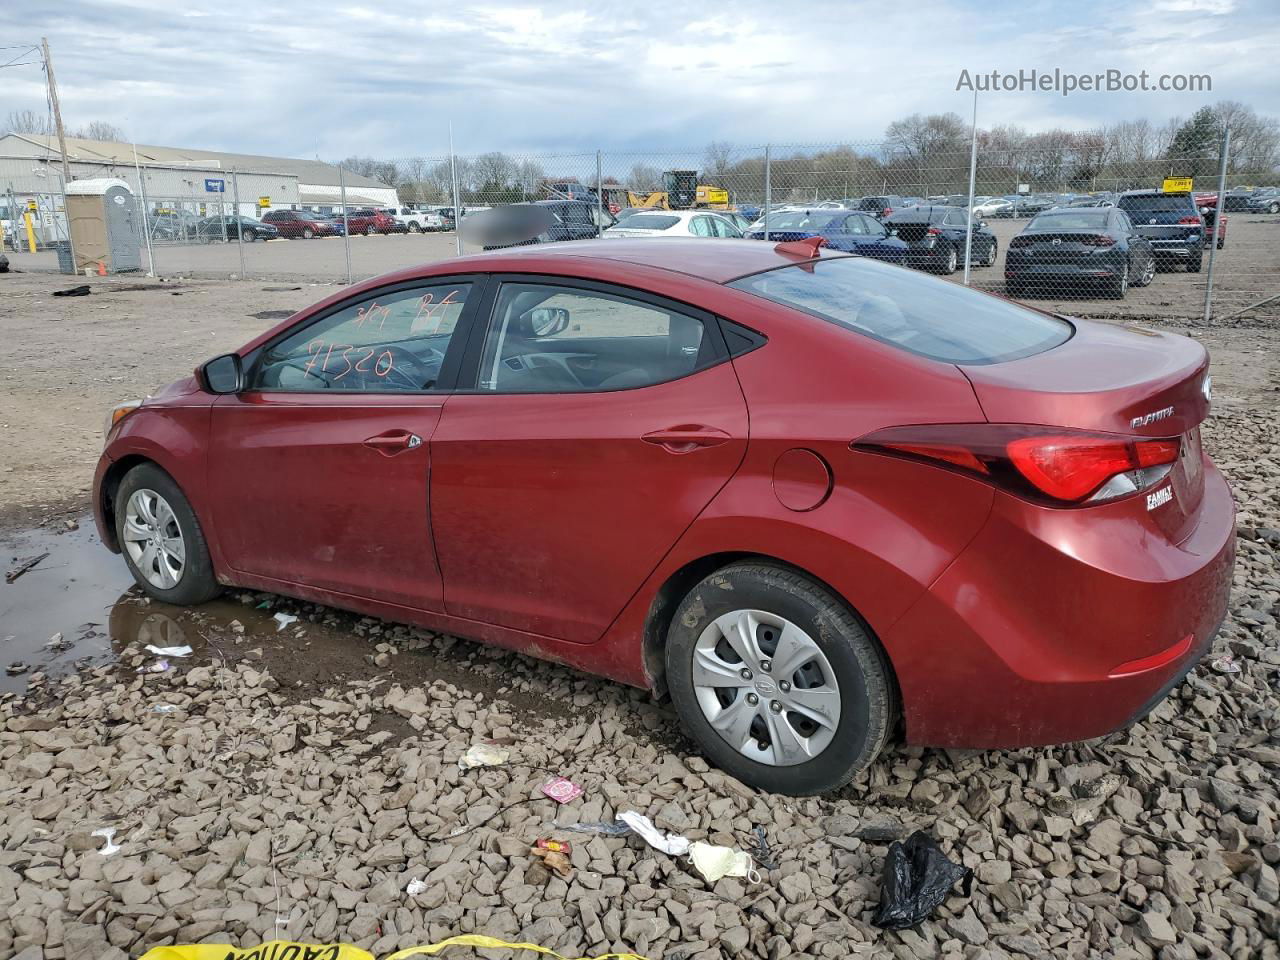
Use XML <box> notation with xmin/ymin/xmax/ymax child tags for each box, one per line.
<box><xmin>379</xmin><ymin>207</ymin><xmax>446</xmax><ymax>233</ymax></box>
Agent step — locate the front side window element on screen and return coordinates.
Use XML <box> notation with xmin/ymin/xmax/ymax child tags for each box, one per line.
<box><xmin>729</xmin><ymin>257</ymin><xmax>1071</xmax><ymax>365</ymax></box>
<box><xmin>253</xmin><ymin>282</ymin><xmax>471</xmax><ymax>392</ymax></box>
<box><xmin>478</xmin><ymin>283</ymin><xmax>709</xmax><ymax>393</ymax></box>
<box><xmin>690</xmin><ymin>216</ymin><xmax>714</xmax><ymax>237</ymax></box>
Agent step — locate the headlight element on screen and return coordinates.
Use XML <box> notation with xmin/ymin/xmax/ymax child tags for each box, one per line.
<box><xmin>104</xmin><ymin>401</ymin><xmax>142</xmax><ymax>443</ymax></box>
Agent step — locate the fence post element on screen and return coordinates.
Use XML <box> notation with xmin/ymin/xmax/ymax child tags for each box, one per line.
<box><xmin>1202</xmin><ymin>126</ymin><xmax>1230</xmax><ymax>323</ymax></box>
<box><xmin>57</xmin><ymin>172</ymin><xmax>77</xmax><ymax>276</ymax></box>
<box><xmin>763</xmin><ymin>145</ymin><xmax>772</xmax><ymax>239</ymax></box>
<box><xmin>449</xmin><ymin>122</ymin><xmax>463</xmax><ymax>256</ymax></box>
<box><xmin>339</xmin><ymin>164</ymin><xmax>353</xmax><ymax>285</ymax></box>
<box><xmin>596</xmin><ymin>150</ymin><xmax>604</xmax><ymax>236</ymax></box>
<box><xmin>232</xmin><ymin>169</ymin><xmax>247</xmax><ymax>280</ymax></box>
<box><xmin>963</xmin><ymin>89</ymin><xmax>978</xmax><ymax>285</ymax></box>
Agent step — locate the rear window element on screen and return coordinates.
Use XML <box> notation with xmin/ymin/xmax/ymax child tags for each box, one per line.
<box><xmin>1029</xmin><ymin>210</ymin><xmax>1110</xmax><ymax>230</ymax></box>
<box><xmin>1117</xmin><ymin>194</ymin><xmax>1193</xmax><ymax>214</ymax></box>
<box><xmin>614</xmin><ymin>214</ymin><xmax>680</xmax><ymax>230</ymax></box>
<box><xmin>728</xmin><ymin>257</ymin><xmax>1072</xmax><ymax>365</ymax></box>
<box><xmin>765</xmin><ymin>211</ymin><xmax>842</xmax><ymax>230</ymax></box>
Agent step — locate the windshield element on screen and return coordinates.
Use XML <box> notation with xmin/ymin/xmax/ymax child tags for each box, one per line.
<box><xmin>1028</xmin><ymin>211</ymin><xmax>1110</xmax><ymax>230</ymax></box>
<box><xmin>1117</xmin><ymin>194</ymin><xmax>1193</xmax><ymax>214</ymax></box>
<box><xmin>760</xmin><ymin>211</ymin><xmax>842</xmax><ymax>230</ymax></box>
<box><xmin>729</xmin><ymin>257</ymin><xmax>1072</xmax><ymax>365</ymax></box>
<box><xmin>613</xmin><ymin>214</ymin><xmax>680</xmax><ymax>230</ymax></box>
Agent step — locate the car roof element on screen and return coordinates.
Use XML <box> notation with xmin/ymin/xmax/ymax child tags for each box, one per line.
<box><xmin>1120</xmin><ymin>189</ymin><xmax>1190</xmax><ymax>198</ymax></box>
<box><xmin>451</xmin><ymin>238</ymin><xmax>851</xmax><ymax>284</ymax></box>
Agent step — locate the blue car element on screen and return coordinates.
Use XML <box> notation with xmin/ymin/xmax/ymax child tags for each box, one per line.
<box><xmin>745</xmin><ymin>209</ymin><xmax>908</xmax><ymax>263</ymax></box>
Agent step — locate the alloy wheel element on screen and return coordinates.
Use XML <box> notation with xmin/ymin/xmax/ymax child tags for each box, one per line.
<box><xmin>122</xmin><ymin>489</ymin><xmax>186</xmax><ymax>590</ymax></box>
<box><xmin>691</xmin><ymin>608</ymin><xmax>841</xmax><ymax>766</ymax></box>
<box><xmin>1140</xmin><ymin>256</ymin><xmax>1155</xmax><ymax>286</ymax></box>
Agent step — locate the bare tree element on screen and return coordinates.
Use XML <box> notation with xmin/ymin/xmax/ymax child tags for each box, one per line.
<box><xmin>703</xmin><ymin>141</ymin><xmax>734</xmax><ymax>184</ymax></box>
<box><xmin>3</xmin><ymin>109</ymin><xmax>52</xmax><ymax>135</ymax></box>
<box><xmin>628</xmin><ymin>163</ymin><xmax>663</xmax><ymax>193</ymax></box>
<box><xmin>72</xmin><ymin>120</ymin><xmax>126</xmax><ymax>141</ymax></box>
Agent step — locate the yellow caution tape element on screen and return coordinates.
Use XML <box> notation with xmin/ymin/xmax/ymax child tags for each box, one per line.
<box><xmin>140</xmin><ymin>937</ymin><xmax>649</xmax><ymax>960</ymax></box>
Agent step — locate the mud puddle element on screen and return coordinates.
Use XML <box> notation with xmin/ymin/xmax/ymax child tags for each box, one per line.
<box><xmin>0</xmin><ymin>516</ymin><xmax>585</xmax><ymax>727</ymax></box>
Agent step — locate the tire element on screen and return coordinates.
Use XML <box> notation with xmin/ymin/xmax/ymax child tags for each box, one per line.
<box><xmin>408</xmin><ymin>222</ymin><xmax>421</xmax><ymax>233</ymax></box>
<box><xmin>1133</xmin><ymin>254</ymin><xmax>1156</xmax><ymax>288</ymax></box>
<box><xmin>1187</xmin><ymin>254</ymin><xmax>1202</xmax><ymax>273</ymax></box>
<box><xmin>241</xmin><ymin>229</ymin><xmax>254</xmax><ymax>243</ymax></box>
<box><xmin>983</xmin><ymin>238</ymin><xmax>997</xmax><ymax>267</ymax></box>
<box><xmin>1108</xmin><ymin>263</ymin><xmax>1129</xmax><ymax>299</ymax></box>
<box><xmin>665</xmin><ymin>562</ymin><xmax>896</xmax><ymax>795</ymax></box>
<box><xmin>1217</xmin><ymin>237</ymin><xmax>1224</xmax><ymax>250</ymax></box>
<box><xmin>1269</xmin><ymin>202</ymin><xmax>1279</xmax><ymax>214</ymax></box>
<box><xmin>115</xmin><ymin>463</ymin><xmax>221</xmax><ymax>606</ymax></box>
<box><xmin>302</xmin><ymin>227</ymin><xmax>314</xmax><ymax>239</ymax></box>
<box><xmin>365</xmin><ymin>226</ymin><xmax>376</xmax><ymax>236</ymax></box>
<box><xmin>937</xmin><ymin>243</ymin><xmax>958</xmax><ymax>275</ymax></box>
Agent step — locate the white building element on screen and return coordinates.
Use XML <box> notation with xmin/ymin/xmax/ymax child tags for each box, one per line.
<box><xmin>0</xmin><ymin>134</ymin><xmax>398</xmax><ymax>219</ymax></box>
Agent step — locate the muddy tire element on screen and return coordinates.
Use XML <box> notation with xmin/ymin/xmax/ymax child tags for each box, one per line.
<box><xmin>665</xmin><ymin>562</ymin><xmax>896</xmax><ymax>795</ymax></box>
<box><xmin>115</xmin><ymin>463</ymin><xmax>221</xmax><ymax>606</ymax></box>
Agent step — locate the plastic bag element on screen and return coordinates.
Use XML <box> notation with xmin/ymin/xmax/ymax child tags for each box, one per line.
<box><xmin>871</xmin><ymin>830</ymin><xmax>973</xmax><ymax>930</ymax></box>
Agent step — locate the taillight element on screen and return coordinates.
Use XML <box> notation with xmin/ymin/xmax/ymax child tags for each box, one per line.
<box><xmin>1082</xmin><ymin>234</ymin><xmax>1116</xmax><ymax>246</ymax></box>
<box><xmin>1177</xmin><ymin>216</ymin><xmax>1200</xmax><ymax>225</ymax></box>
<box><xmin>854</xmin><ymin>424</ymin><xmax>1181</xmax><ymax>506</ymax></box>
<box><xmin>883</xmin><ymin>208</ymin><xmax>892</xmax><ymax>217</ymax></box>
<box><xmin>927</xmin><ymin>226</ymin><xmax>942</xmax><ymax>235</ymax></box>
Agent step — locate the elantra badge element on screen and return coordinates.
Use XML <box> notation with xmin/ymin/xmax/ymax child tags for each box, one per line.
<box><xmin>1131</xmin><ymin>406</ymin><xmax>1174</xmax><ymax>429</ymax></box>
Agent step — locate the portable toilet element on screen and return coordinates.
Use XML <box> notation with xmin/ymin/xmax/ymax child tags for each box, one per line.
<box><xmin>65</xmin><ymin>178</ymin><xmax>142</xmax><ymax>273</ymax></box>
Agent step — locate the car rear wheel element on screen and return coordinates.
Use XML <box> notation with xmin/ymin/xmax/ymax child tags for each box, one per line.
<box><xmin>302</xmin><ymin>227</ymin><xmax>314</xmax><ymax>239</ymax></box>
<box><xmin>1187</xmin><ymin>254</ymin><xmax>1202</xmax><ymax>273</ymax></box>
<box><xmin>938</xmin><ymin>243</ymin><xmax>958</xmax><ymax>274</ymax></box>
<box><xmin>116</xmin><ymin>464</ymin><xmax>220</xmax><ymax>606</ymax></box>
<box><xmin>1217</xmin><ymin>237</ymin><xmax>1225</xmax><ymax>249</ymax></box>
<box><xmin>365</xmin><ymin>226</ymin><xmax>377</xmax><ymax>236</ymax></box>
<box><xmin>1108</xmin><ymin>263</ymin><xmax>1129</xmax><ymax>299</ymax></box>
<box><xmin>408</xmin><ymin>222</ymin><xmax>421</xmax><ymax>233</ymax></box>
<box><xmin>665</xmin><ymin>562</ymin><xmax>896</xmax><ymax>795</ymax></box>
<box><xmin>983</xmin><ymin>238</ymin><xmax>997</xmax><ymax>267</ymax></box>
<box><xmin>1134</xmin><ymin>255</ymin><xmax>1156</xmax><ymax>287</ymax></box>
<box><xmin>1270</xmin><ymin>202</ymin><xmax>1279</xmax><ymax>214</ymax></box>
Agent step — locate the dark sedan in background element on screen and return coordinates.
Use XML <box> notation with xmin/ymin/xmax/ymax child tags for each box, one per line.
<box><xmin>883</xmin><ymin>205</ymin><xmax>997</xmax><ymax>274</ymax></box>
<box><xmin>1005</xmin><ymin>207</ymin><xmax>1155</xmax><ymax>299</ymax></box>
<box><xmin>745</xmin><ymin>209</ymin><xmax>909</xmax><ymax>263</ymax></box>
<box><xmin>196</xmin><ymin>216</ymin><xmax>279</xmax><ymax>243</ymax></box>
<box><xmin>1116</xmin><ymin>190</ymin><xmax>1204</xmax><ymax>271</ymax></box>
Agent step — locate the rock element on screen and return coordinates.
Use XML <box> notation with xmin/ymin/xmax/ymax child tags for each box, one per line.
<box><xmin>1137</xmin><ymin>911</ymin><xmax>1177</xmax><ymax>947</ymax></box>
<box><xmin>778</xmin><ymin>871</ymin><xmax>813</xmax><ymax>904</ymax></box>
<box><xmin>948</xmin><ymin>907</ymin><xmax>988</xmax><ymax>945</ymax></box>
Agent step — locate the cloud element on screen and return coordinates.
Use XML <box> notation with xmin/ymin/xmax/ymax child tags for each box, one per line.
<box><xmin>5</xmin><ymin>0</ymin><xmax>1277</xmax><ymax>163</ymax></box>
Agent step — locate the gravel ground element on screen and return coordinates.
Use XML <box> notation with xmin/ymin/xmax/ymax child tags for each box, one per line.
<box><xmin>1</xmin><ymin>282</ymin><xmax>1279</xmax><ymax>958</ymax></box>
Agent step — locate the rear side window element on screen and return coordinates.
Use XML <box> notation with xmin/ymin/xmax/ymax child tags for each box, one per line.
<box><xmin>1029</xmin><ymin>211</ymin><xmax>1110</xmax><ymax>230</ymax></box>
<box><xmin>616</xmin><ymin>214</ymin><xmax>679</xmax><ymax>230</ymax></box>
<box><xmin>1117</xmin><ymin>194</ymin><xmax>1194</xmax><ymax>214</ymax></box>
<box><xmin>729</xmin><ymin>257</ymin><xmax>1071</xmax><ymax>365</ymax></box>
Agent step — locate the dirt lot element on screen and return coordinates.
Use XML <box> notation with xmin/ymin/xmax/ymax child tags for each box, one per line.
<box><xmin>6</xmin><ymin>212</ymin><xmax>1279</xmax><ymax>320</ymax></box>
<box><xmin>1</xmin><ymin>270</ymin><xmax>1278</xmax><ymax>959</ymax></box>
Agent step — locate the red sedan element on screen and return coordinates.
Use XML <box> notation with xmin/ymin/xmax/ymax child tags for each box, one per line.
<box><xmin>94</xmin><ymin>237</ymin><xmax>1234</xmax><ymax>795</ymax></box>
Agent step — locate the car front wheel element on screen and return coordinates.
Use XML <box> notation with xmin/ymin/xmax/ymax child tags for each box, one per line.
<box><xmin>665</xmin><ymin>562</ymin><xmax>896</xmax><ymax>795</ymax></box>
<box><xmin>365</xmin><ymin>226</ymin><xmax>377</xmax><ymax>236</ymax></box>
<box><xmin>241</xmin><ymin>229</ymin><xmax>254</xmax><ymax>242</ymax></box>
<box><xmin>116</xmin><ymin>463</ymin><xmax>221</xmax><ymax>606</ymax></box>
<box><xmin>983</xmin><ymin>238</ymin><xmax>997</xmax><ymax>267</ymax></box>
<box><xmin>302</xmin><ymin>227</ymin><xmax>314</xmax><ymax>239</ymax></box>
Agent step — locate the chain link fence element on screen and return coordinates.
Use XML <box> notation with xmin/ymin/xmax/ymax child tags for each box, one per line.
<box><xmin>4</xmin><ymin>131</ymin><xmax>1277</xmax><ymax>322</ymax></box>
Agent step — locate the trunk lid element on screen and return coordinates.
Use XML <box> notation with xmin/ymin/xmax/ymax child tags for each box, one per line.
<box><xmin>961</xmin><ymin>317</ymin><xmax>1211</xmax><ymax>541</ymax></box>
<box><xmin>1014</xmin><ymin>232</ymin><xmax>1107</xmax><ymax>265</ymax></box>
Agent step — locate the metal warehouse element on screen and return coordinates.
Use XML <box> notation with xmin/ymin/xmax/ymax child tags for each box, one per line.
<box><xmin>0</xmin><ymin>133</ymin><xmax>398</xmax><ymax>216</ymax></box>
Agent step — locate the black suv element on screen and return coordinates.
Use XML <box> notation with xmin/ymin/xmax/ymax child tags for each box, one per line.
<box><xmin>1115</xmin><ymin>190</ymin><xmax>1204</xmax><ymax>271</ymax></box>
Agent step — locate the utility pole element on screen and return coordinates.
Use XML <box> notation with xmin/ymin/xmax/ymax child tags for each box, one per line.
<box><xmin>41</xmin><ymin>38</ymin><xmax>73</xmax><ymax>185</ymax></box>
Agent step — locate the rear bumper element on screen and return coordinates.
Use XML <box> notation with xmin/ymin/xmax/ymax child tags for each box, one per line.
<box><xmin>884</xmin><ymin>458</ymin><xmax>1236</xmax><ymax>748</ymax></box>
<box><xmin>1005</xmin><ymin>259</ymin><xmax>1123</xmax><ymax>280</ymax></box>
<box><xmin>1148</xmin><ymin>239</ymin><xmax>1200</xmax><ymax>257</ymax></box>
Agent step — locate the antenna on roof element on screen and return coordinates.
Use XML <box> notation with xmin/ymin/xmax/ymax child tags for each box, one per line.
<box><xmin>774</xmin><ymin>236</ymin><xmax>827</xmax><ymax>258</ymax></box>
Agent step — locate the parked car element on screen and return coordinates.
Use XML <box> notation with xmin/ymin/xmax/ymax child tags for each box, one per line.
<box><xmin>1115</xmin><ymin>190</ymin><xmax>1204</xmax><ymax>271</ymax></box>
<box><xmin>384</xmin><ymin>207</ymin><xmax>445</xmax><ymax>233</ymax></box>
<box><xmin>1010</xmin><ymin>195</ymin><xmax>1057</xmax><ymax>218</ymax></box>
<box><xmin>718</xmin><ymin>211</ymin><xmax>755</xmax><ymax>233</ymax></box>
<box><xmin>1005</xmin><ymin>207</ymin><xmax>1156</xmax><ymax>299</ymax></box>
<box><xmin>482</xmin><ymin>200</ymin><xmax>615</xmax><ymax>249</ymax></box>
<box><xmin>1221</xmin><ymin>188</ymin><xmax>1260</xmax><ymax>212</ymax></box>
<box><xmin>1245</xmin><ymin>188</ymin><xmax>1280</xmax><ymax>214</ymax></box>
<box><xmin>856</xmin><ymin>195</ymin><xmax>912</xmax><ymax>218</ymax></box>
<box><xmin>1193</xmin><ymin>194</ymin><xmax>1228</xmax><ymax>250</ymax></box>
<box><xmin>1067</xmin><ymin>197</ymin><xmax>1114</xmax><ymax>208</ymax></box>
<box><xmin>196</xmin><ymin>216</ymin><xmax>279</xmax><ymax>243</ymax></box>
<box><xmin>261</xmin><ymin>209</ymin><xmax>340</xmax><ymax>239</ymax></box>
<box><xmin>882</xmin><ymin>205</ymin><xmax>998</xmax><ymax>273</ymax></box>
<box><xmin>313</xmin><ymin>214</ymin><xmax>347</xmax><ymax>236</ymax></box>
<box><xmin>973</xmin><ymin>198</ymin><xmax>1014</xmax><ymax>218</ymax></box>
<box><xmin>605</xmin><ymin>210</ymin><xmax>742</xmax><ymax>239</ymax></box>
<box><xmin>343</xmin><ymin>209</ymin><xmax>397</xmax><ymax>236</ymax></box>
<box><xmin>147</xmin><ymin>210</ymin><xmax>201</xmax><ymax>242</ymax></box>
<box><xmin>94</xmin><ymin>237</ymin><xmax>1234</xmax><ymax>795</ymax></box>
<box><xmin>744</xmin><ymin>209</ymin><xmax>908</xmax><ymax>264</ymax></box>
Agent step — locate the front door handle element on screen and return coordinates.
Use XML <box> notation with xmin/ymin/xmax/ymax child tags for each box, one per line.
<box><xmin>642</xmin><ymin>425</ymin><xmax>731</xmax><ymax>455</ymax></box>
<box><xmin>363</xmin><ymin>431</ymin><xmax>422</xmax><ymax>456</ymax></box>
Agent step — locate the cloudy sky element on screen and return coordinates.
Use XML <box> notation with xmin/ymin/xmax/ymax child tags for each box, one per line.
<box><xmin>6</xmin><ymin>0</ymin><xmax>1278</xmax><ymax>161</ymax></box>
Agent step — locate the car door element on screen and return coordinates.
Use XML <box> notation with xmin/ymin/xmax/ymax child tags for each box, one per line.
<box><xmin>430</xmin><ymin>277</ymin><xmax>749</xmax><ymax>643</ymax></box>
<box><xmin>206</xmin><ymin>278</ymin><xmax>480</xmax><ymax>611</ymax></box>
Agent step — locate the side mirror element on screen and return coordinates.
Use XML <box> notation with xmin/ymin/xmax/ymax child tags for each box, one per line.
<box><xmin>1199</xmin><ymin>206</ymin><xmax>1211</xmax><ymax>215</ymax></box>
<box><xmin>202</xmin><ymin>353</ymin><xmax>244</xmax><ymax>394</ymax></box>
<box><xmin>527</xmin><ymin>306</ymin><xmax>570</xmax><ymax>337</ymax></box>
<box><xmin>889</xmin><ymin>229</ymin><xmax>899</xmax><ymax>237</ymax></box>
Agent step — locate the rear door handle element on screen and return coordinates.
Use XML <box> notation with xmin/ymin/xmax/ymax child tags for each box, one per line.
<box><xmin>642</xmin><ymin>425</ymin><xmax>732</xmax><ymax>455</ymax></box>
<box><xmin>364</xmin><ymin>430</ymin><xmax>422</xmax><ymax>456</ymax></box>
